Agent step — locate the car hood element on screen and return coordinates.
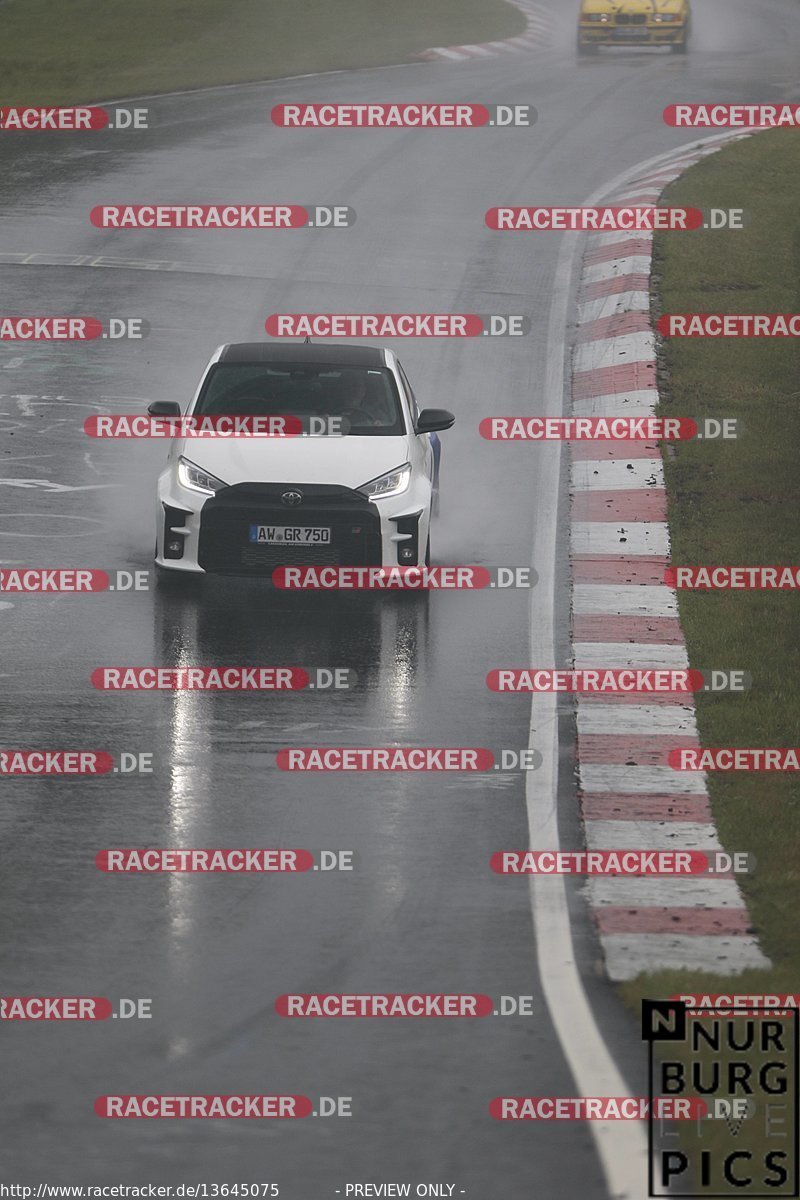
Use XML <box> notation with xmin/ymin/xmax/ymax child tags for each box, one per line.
<box><xmin>176</xmin><ymin>433</ymin><xmax>410</xmax><ymax>491</ymax></box>
<box><xmin>582</xmin><ymin>0</ymin><xmax>685</xmax><ymax>12</ymax></box>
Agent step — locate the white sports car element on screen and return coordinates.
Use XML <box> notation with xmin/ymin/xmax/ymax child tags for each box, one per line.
<box><xmin>151</xmin><ymin>342</ymin><xmax>454</xmax><ymax>577</ymax></box>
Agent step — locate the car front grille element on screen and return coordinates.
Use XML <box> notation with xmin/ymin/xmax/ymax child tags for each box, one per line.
<box><xmin>239</xmin><ymin>545</ymin><xmax>342</xmax><ymax>570</ymax></box>
<box><xmin>198</xmin><ymin>482</ymin><xmax>383</xmax><ymax>575</ymax></box>
<box><xmin>616</xmin><ymin>12</ymin><xmax>647</xmax><ymax>23</ymax></box>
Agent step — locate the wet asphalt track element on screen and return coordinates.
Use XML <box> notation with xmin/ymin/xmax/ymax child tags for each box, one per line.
<box><xmin>1</xmin><ymin>0</ymin><xmax>800</xmax><ymax>1191</ymax></box>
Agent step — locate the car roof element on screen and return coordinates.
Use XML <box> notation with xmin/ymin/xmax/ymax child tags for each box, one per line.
<box><xmin>218</xmin><ymin>342</ymin><xmax>386</xmax><ymax>367</ymax></box>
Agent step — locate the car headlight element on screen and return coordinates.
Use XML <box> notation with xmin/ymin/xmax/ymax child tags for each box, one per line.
<box><xmin>358</xmin><ymin>463</ymin><xmax>411</xmax><ymax>500</ymax></box>
<box><xmin>584</xmin><ymin>13</ymin><xmax>612</xmax><ymax>21</ymax></box>
<box><xmin>654</xmin><ymin>12</ymin><xmax>679</xmax><ymax>19</ymax></box>
<box><xmin>177</xmin><ymin>456</ymin><xmax>227</xmax><ymax>495</ymax></box>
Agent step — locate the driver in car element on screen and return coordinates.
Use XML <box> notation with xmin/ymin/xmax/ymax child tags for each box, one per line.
<box><xmin>329</xmin><ymin>370</ymin><xmax>380</xmax><ymax>426</ymax></box>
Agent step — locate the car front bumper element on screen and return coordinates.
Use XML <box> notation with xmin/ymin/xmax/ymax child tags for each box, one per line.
<box><xmin>578</xmin><ymin>21</ymin><xmax>687</xmax><ymax>46</ymax></box>
<box><xmin>155</xmin><ymin>468</ymin><xmax>432</xmax><ymax>576</ymax></box>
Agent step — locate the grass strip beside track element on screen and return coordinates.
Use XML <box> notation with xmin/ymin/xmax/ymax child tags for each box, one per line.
<box><xmin>0</xmin><ymin>0</ymin><xmax>526</xmax><ymax>105</ymax></box>
<box><xmin>622</xmin><ymin>128</ymin><xmax>800</xmax><ymax>1006</ymax></box>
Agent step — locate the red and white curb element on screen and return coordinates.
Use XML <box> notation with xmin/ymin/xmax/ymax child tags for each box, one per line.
<box><xmin>570</xmin><ymin>138</ymin><xmax>771</xmax><ymax>982</ymax></box>
<box><xmin>416</xmin><ymin>0</ymin><xmax>552</xmax><ymax>62</ymax></box>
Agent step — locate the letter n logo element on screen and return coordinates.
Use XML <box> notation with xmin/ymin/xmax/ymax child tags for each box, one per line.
<box><xmin>642</xmin><ymin>999</ymin><xmax>686</xmax><ymax>1043</ymax></box>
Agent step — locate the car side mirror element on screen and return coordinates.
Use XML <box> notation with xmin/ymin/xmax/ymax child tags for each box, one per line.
<box><xmin>147</xmin><ymin>400</ymin><xmax>182</xmax><ymax>417</ymax></box>
<box><xmin>416</xmin><ymin>408</ymin><xmax>455</xmax><ymax>434</ymax></box>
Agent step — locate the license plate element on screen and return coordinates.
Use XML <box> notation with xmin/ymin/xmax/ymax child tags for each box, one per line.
<box><xmin>615</xmin><ymin>26</ymin><xmax>649</xmax><ymax>37</ymax></box>
<box><xmin>249</xmin><ymin>525</ymin><xmax>332</xmax><ymax>545</ymax></box>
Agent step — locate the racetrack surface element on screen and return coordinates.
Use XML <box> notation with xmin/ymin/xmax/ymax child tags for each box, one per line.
<box><xmin>1</xmin><ymin>1</ymin><xmax>798</xmax><ymax>1191</ymax></box>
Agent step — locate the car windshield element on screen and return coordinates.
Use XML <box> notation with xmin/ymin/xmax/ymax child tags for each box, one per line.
<box><xmin>194</xmin><ymin>362</ymin><xmax>406</xmax><ymax>436</ymax></box>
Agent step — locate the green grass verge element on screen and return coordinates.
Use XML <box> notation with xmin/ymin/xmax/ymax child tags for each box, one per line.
<box><xmin>0</xmin><ymin>0</ymin><xmax>526</xmax><ymax>105</ymax></box>
<box><xmin>621</xmin><ymin>128</ymin><xmax>800</xmax><ymax>1012</ymax></box>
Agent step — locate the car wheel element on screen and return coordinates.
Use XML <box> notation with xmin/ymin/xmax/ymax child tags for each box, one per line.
<box><xmin>577</xmin><ymin>38</ymin><xmax>598</xmax><ymax>55</ymax></box>
<box><xmin>154</xmin><ymin>558</ymin><xmax>177</xmax><ymax>585</ymax></box>
<box><xmin>155</xmin><ymin>565</ymin><xmax>200</xmax><ymax>589</ymax></box>
<box><xmin>154</xmin><ymin>545</ymin><xmax>198</xmax><ymax>588</ymax></box>
<box><xmin>671</xmin><ymin>26</ymin><xmax>689</xmax><ymax>52</ymax></box>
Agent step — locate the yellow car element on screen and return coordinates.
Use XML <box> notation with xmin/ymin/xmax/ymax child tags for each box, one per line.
<box><xmin>577</xmin><ymin>0</ymin><xmax>691</xmax><ymax>54</ymax></box>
